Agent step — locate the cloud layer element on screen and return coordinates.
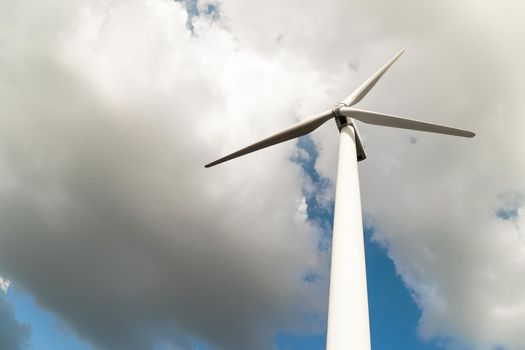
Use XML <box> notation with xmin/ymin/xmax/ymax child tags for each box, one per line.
<box><xmin>0</xmin><ymin>0</ymin><xmax>524</xmax><ymax>349</ymax></box>
<box><xmin>0</xmin><ymin>1</ymin><xmax>329</xmax><ymax>349</ymax></box>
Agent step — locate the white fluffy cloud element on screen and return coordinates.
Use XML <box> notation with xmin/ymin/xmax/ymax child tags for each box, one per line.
<box><xmin>0</xmin><ymin>1</ymin><xmax>330</xmax><ymax>349</ymax></box>
<box><xmin>0</xmin><ymin>0</ymin><xmax>524</xmax><ymax>349</ymax></box>
<box><xmin>0</xmin><ymin>277</ymin><xmax>9</xmax><ymax>294</ymax></box>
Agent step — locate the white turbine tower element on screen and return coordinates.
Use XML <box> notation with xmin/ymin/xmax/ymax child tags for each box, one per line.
<box><xmin>205</xmin><ymin>50</ymin><xmax>475</xmax><ymax>350</ymax></box>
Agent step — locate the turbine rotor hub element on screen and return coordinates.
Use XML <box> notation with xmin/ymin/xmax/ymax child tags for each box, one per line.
<box><xmin>332</xmin><ymin>102</ymin><xmax>349</xmax><ymax>117</ymax></box>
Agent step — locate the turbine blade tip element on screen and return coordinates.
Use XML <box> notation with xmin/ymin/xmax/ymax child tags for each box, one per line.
<box><xmin>395</xmin><ymin>49</ymin><xmax>405</xmax><ymax>59</ymax></box>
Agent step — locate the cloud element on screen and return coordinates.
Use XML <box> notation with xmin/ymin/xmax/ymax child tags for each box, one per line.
<box><xmin>0</xmin><ymin>277</ymin><xmax>10</xmax><ymax>294</ymax></box>
<box><xmin>1</xmin><ymin>0</ymin><xmax>524</xmax><ymax>349</ymax></box>
<box><xmin>0</xmin><ymin>0</ymin><xmax>330</xmax><ymax>349</ymax></box>
<box><xmin>0</xmin><ymin>294</ymin><xmax>31</xmax><ymax>350</ymax></box>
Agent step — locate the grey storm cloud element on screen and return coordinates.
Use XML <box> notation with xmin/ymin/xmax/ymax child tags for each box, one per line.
<box><xmin>1</xmin><ymin>0</ymin><xmax>524</xmax><ymax>350</ymax></box>
<box><xmin>0</xmin><ymin>1</ymin><xmax>328</xmax><ymax>349</ymax></box>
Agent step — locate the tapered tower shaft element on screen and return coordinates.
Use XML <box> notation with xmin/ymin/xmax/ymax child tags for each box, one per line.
<box><xmin>326</xmin><ymin>124</ymin><xmax>370</xmax><ymax>350</ymax></box>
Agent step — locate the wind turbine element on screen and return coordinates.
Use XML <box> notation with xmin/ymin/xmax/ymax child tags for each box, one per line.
<box><xmin>205</xmin><ymin>50</ymin><xmax>475</xmax><ymax>350</ymax></box>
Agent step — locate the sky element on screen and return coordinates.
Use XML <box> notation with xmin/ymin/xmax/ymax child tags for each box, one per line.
<box><xmin>0</xmin><ymin>0</ymin><xmax>524</xmax><ymax>349</ymax></box>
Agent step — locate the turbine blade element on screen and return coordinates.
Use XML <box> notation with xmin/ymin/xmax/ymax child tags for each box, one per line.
<box><xmin>340</xmin><ymin>107</ymin><xmax>475</xmax><ymax>138</ymax></box>
<box><xmin>343</xmin><ymin>49</ymin><xmax>404</xmax><ymax>106</ymax></box>
<box><xmin>205</xmin><ymin>110</ymin><xmax>333</xmax><ymax>168</ymax></box>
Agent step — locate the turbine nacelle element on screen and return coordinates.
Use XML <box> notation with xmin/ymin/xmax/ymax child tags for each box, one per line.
<box><xmin>332</xmin><ymin>104</ymin><xmax>366</xmax><ymax>161</ymax></box>
<box><xmin>205</xmin><ymin>50</ymin><xmax>475</xmax><ymax>168</ymax></box>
